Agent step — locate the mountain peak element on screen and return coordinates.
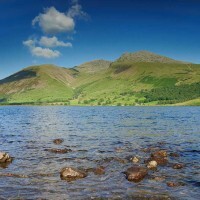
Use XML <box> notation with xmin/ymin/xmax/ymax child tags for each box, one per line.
<box><xmin>117</xmin><ymin>50</ymin><xmax>189</xmax><ymax>64</ymax></box>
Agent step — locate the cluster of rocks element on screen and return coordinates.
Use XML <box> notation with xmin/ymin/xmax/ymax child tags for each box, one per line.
<box><xmin>58</xmin><ymin>145</ymin><xmax>185</xmax><ymax>187</ymax></box>
<box><xmin>0</xmin><ymin>139</ymin><xmax>185</xmax><ymax>189</ymax></box>
<box><xmin>124</xmin><ymin>149</ymin><xmax>185</xmax><ymax>186</ymax></box>
<box><xmin>47</xmin><ymin>139</ymin><xmax>105</xmax><ymax>181</ymax></box>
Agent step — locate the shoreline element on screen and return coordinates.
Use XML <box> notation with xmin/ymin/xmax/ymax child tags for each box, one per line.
<box><xmin>0</xmin><ymin>104</ymin><xmax>198</xmax><ymax>107</ymax></box>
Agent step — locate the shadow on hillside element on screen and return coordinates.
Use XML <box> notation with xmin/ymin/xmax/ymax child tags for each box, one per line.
<box><xmin>0</xmin><ymin>69</ymin><xmax>36</xmax><ymax>84</ymax></box>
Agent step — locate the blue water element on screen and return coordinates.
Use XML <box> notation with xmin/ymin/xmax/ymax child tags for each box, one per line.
<box><xmin>0</xmin><ymin>106</ymin><xmax>199</xmax><ymax>199</ymax></box>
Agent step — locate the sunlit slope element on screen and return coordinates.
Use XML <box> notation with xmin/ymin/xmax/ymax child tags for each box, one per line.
<box><xmin>0</xmin><ymin>65</ymin><xmax>74</xmax><ymax>103</ymax></box>
<box><xmin>75</xmin><ymin>60</ymin><xmax>111</xmax><ymax>74</ymax></box>
<box><xmin>76</xmin><ymin>61</ymin><xmax>200</xmax><ymax>100</ymax></box>
<box><xmin>0</xmin><ymin>51</ymin><xmax>200</xmax><ymax>105</ymax></box>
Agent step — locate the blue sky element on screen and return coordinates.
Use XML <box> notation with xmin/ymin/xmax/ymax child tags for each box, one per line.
<box><xmin>0</xmin><ymin>0</ymin><xmax>200</xmax><ymax>79</ymax></box>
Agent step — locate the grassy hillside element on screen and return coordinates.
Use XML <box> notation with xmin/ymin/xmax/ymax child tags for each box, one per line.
<box><xmin>74</xmin><ymin>62</ymin><xmax>200</xmax><ymax>106</ymax></box>
<box><xmin>74</xmin><ymin>60</ymin><xmax>111</xmax><ymax>74</ymax></box>
<box><xmin>0</xmin><ymin>65</ymin><xmax>74</xmax><ymax>104</ymax></box>
<box><xmin>0</xmin><ymin>51</ymin><xmax>200</xmax><ymax>106</ymax></box>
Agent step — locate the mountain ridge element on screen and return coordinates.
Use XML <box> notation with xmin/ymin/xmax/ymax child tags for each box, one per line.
<box><xmin>116</xmin><ymin>50</ymin><xmax>190</xmax><ymax>64</ymax></box>
<box><xmin>0</xmin><ymin>51</ymin><xmax>200</xmax><ymax>106</ymax></box>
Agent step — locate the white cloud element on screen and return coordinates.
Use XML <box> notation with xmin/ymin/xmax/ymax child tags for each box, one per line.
<box><xmin>24</xmin><ymin>0</ymin><xmax>88</xmax><ymax>58</ymax></box>
<box><xmin>31</xmin><ymin>47</ymin><xmax>60</xmax><ymax>58</ymax></box>
<box><xmin>32</xmin><ymin>0</ymin><xmax>88</xmax><ymax>34</ymax></box>
<box><xmin>39</xmin><ymin>36</ymin><xmax>72</xmax><ymax>48</ymax></box>
<box><xmin>32</xmin><ymin>7</ymin><xmax>75</xmax><ymax>34</ymax></box>
<box><xmin>23</xmin><ymin>39</ymin><xmax>61</xmax><ymax>58</ymax></box>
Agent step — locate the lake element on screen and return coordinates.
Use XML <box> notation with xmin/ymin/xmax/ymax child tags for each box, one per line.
<box><xmin>0</xmin><ymin>106</ymin><xmax>199</xmax><ymax>199</ymax></box>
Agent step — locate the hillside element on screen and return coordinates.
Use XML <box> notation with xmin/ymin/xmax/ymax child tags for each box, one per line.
<box><xmin>0</xmin><ymin>65</ymin><xmax>74</xmax><ymax>104</ymax></box>
<box><xmin>0</xmin><ymin>51</ymin><xmax>200</xmax><ymax>106</ymax></box>
<box><xmin>74</xmin><ymin>60</ymin><xmax>111</xmax><ymax>74</ymax></box>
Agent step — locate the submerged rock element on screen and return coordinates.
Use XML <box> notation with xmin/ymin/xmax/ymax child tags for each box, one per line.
<box><xmin>173</xmin><ymin>163</ymin><xmax>184</xmax><ymax>169</ymax></box>
<box><xmin>167</xmin><ymin>181</ymin><xmax>185</xmax><ymax>187</ymax></box>
<box><xmin>85</xmin><ymin>166</ymin><xmax>105</xmax><ymax>175</ymax></box>
<box><xmin>115</xmin><ymin>147</ymin><xmax>124</xmax><ymax>153</ymax></box>
<box><xmin>141</xmin><ymin>147</ymin><xmax>160</xmax><ymax>153</ymax></box>
<box><xmin>151</xmin><ymin>176</ymin><xmax>166</xmax><ymax>182</ymax></box>
<box><xmin>147</xmin><ymin>160</ymin><xmax>158</xmax><ymax>169</ymax></box>
<box><xmin>114</xmin><ymin>157</ymin><xmax>128</xmax><ymax>164</ymax></box>
<box><xmin>0</xmin><ymin>152</ymin><xmax>12</xmax><ymax>163</ymax></box>
<box><xmin>53</xmin><ymin>138</ymin><xmax>64</xmax><ymax>145</ymax></box>
<box><xmin>0</xmin><ymin>173</ymin><xmax>28</xmax><ymax>178</ymax></box>
<box><xmin>130</xmin><ymin>156</ymin><xmax>140</xmax><ymax>163</ymax></box>
<box><xmin>152</xmin><ymin>150</ymin><xmax>167</xmax><ymax>157</ymax></box>
<box><xmin>46</xmin><ymin>148</ymin><xmax>72</xmax><ymax>154</ymax></box>
<box><xmin>94</xmin><ymin>166</ymin><xmax>105</xmax><ymax>175</ymax></box>
<box><xmin>169</xmin><ymin>152</ymin><xmax>180</xmax><ymax>157</ymax></box>
<box><xmin>60</xmin><ymin>167</ymin><xmax>87</xmax><ymax>181</ymax></box>
<box><xmin>124</xmin><ymin>166</ymin><xmax>148</xmax><ymax>182</ymax></box>
<box><xmin>150</xmin><ymin>150</ymin><xmax>168</xmax><ymax>165</ymax></box>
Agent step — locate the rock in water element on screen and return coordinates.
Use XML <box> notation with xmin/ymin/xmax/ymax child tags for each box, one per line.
<box><xmin>147</xmin><ymin>160</ymin><xmax>157</xmax><ymax>169</ymax></box>
<box><xmin>0</xmin><ymin>152</ymin><xmax>12</xmax><ymax>163</ymax></box>
<box><xmin>60</xmin><ymin>167</ymin><xmax>87</xmax><ymax>181</ymax></box>
<box><xmin>124</xmin><ymin>166</ymin><xmax>148</xmax><ymax>182</ymax></box>
<box><xmin>94</xmin><ymin>166</ymin><xmax>105</xmax><ymax>175</ymax></box>
<box><xmin>173</xmin><ymin>163</ymin><xmax>184</xmax><ymax>169</ymax></box>
<box><xmin>152</xmin><ymin>150</ymin><xmax>167</xmax><ymax>157</ymax></box>
<box><xmin>0</xmin><ymin>173</ymin><xmax>28</xmax><ymax>178</ymax></box>
<box><xmin>167</xmin><ymin>182</ymin><xmax>185</xmax><ymax>187</ymax></box>
<box><xmin>53</xmin><ymin>139</ymin><xmax>64</xmax><ymax>145</ymax></box>
<box><xmin>47</xmin><ymin>148</ymin><xmax>72</xmax><ymax>154</ymax></box>
<box><xmin>130</xmin><ymin>156</ymin><xmax>139</xmax><ymax>163</ymax></box>
<box><xmin>169</xmin><ymin>152</ymin><xmax>180</xmax><ymax>157</ymax></box>
<box><xmin>150</xmin><ymin>150</ymin><xmax>168</xmax><ymax>165</ymax></box>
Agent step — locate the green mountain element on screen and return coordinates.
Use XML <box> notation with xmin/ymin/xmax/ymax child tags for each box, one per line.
<box><xmin>0</xmin><ymin>65</ymin><xmax>74</xmax><ymax>103</ymax></box>
<box><xmin>1</xmin><ymin>51</ymin><xmax>200</xmax><ymax>106</ymax></box>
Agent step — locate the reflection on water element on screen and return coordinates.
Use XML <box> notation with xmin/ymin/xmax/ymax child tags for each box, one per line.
<box><xmin>0</xmin><ymin>106</ymin><xmax>200</xmax><ymax>199</ymax></box>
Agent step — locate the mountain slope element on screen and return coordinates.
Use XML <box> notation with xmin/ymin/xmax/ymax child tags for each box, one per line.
<box><xmin>0</xmin><ymin>65</ymin><xmax>74</xmax><ymax>103</ymax></box>
<box><xmin>71</xmin><ymin>51</ymin><xmax>200</xmax><ymax>105</ymax></box>
<box><xmin>76</xmin><ymin>62</ymin><xmax>200</xmax><ymax>102</ymax></box>
<box><xmin>0</xmin><ymin>51</ymin><xmax>200</xmax><ymax>105</ymax></box>
<box><xmin>74</xmin><ymin>60</ymin><xmax>111</xmax><ymax>74</ymax></box>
